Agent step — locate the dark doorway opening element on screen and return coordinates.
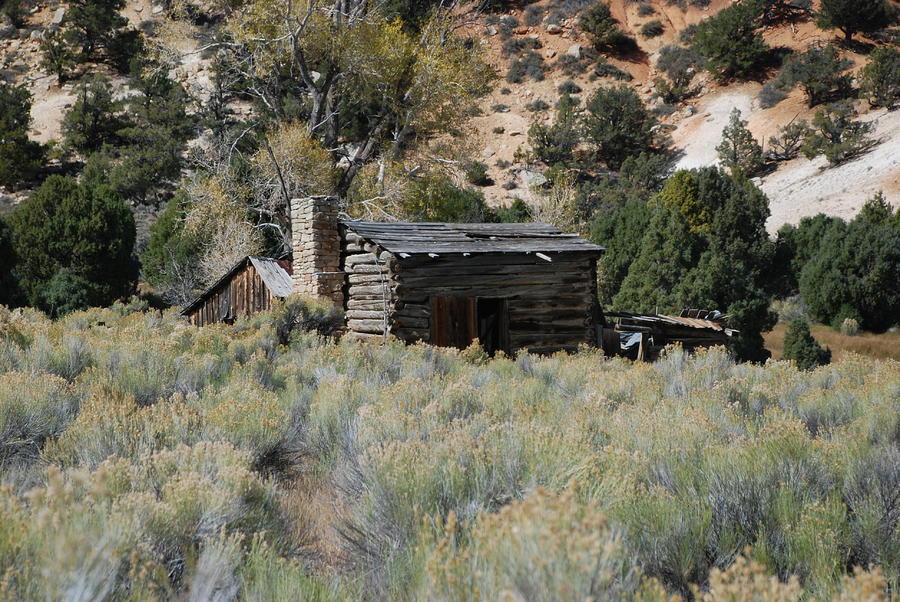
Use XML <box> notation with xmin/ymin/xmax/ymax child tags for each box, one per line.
<box><xmin>477</xmin><ymin>298</ymin><xmax>509</xmax><ymax>356</ymax></box>
<box><xmin>430</xmin><ymin>296</ymin><xmax>509</xmax><ymax>355</ymax></box>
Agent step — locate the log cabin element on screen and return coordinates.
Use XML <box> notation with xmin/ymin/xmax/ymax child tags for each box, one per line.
<box><xmin>183</xmin><ymin>196</ymin><xmax>605</xmax><ymax>354</ymax></box>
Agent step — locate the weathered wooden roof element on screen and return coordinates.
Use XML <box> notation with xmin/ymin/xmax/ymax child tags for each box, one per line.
<box><xmin>181</xmin><ymin>256</ymin><xmax>292</xmax><ymax>315</ymax></box>
<box><xmin>341</xmin><ymin>221</ymin><xmax>605</xmax><ymax>256</ymax></box>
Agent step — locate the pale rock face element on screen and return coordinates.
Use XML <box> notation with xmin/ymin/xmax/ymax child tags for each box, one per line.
<box><xmin>566</xmin><ymin>44</ymin><xmax>581</xmax><ymax>59</ymax></box>
<box><xmin>51</xmin><ymin>8</ymin><xmax>66</xmax><ymax>25</ymax></box>
<box><xmin>519</xmin><ymin>169</ymin><xmax>548</xmax><ymax>188</ymax></box>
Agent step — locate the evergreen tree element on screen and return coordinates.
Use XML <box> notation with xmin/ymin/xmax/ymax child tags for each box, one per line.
<box><xmin>799</xmin><ymin>194</ymin><xmax>900</xmax><ymax>331</ymax></box>
<box><xmin>780</xmin><ymin>46</ymin><xmax>852</xmax><ymax>107</ymax></box>
<box><xmin>582</xmin><ymin>86</ymin><xmax>657</xmax><ymax>170</ymax></box>
<box><xmin>528</xmin><ymin>94</ymin><xmax>579</xmax><ymax>166</ymax></box>
<box><xmin>614</xmin><ymin>168</ymin><xmax>776</xmax><ymax>361</ymax></box>
<box><xmin>0</xmin><ymin>83</ymin><xmax>44</xmax><ymax>188</ymax></box>
<box><xmin>859</xmin><ymin>46</ymin><xmax>900</xmax><ymax>108</ymax></box>
<box><xmin>579</xmin><ymin>3</ymin><xmax>634</xmax><ymax>52</ymax></box>
<box><xmin>62</xmin><ymin>75</ymin><xmax>128</xmax><ymax>154</ymax></box>
<box><xmin>0</xmin><ymin>217</ymin><xmax>20</xmax><ymax>306</ymax></box>
<box><xmin>140</xmin><ymin>191</ymin><xmax>204</xmax><ymax>305</ymax></box>
<box><xmin>8</xmin><ymin>175</ymin><xmax>137</xmax><ymax>311</ymax></box>
<box><xmin>692</xmin><ymin>2</ymin><xmax>770</xmax><ymax>81</ymax></box>
<box><xmin>63</xmin><ymin>0</ymin><xmax>138</xmax><ymax>66</ymax></box>
<box><xmin>716</xmin><ymin>109</ymin><xmax>764</xmax><ymax>176</ymax></box>
<box><xmin>783</xmin><ymin>319</ymin><xmax>831</xmax><ymax>370</ymax></box>
<box><xmin>816</xmin><ymin>0</ymin><xmax>894</xmax><ymax>42</ymax></box>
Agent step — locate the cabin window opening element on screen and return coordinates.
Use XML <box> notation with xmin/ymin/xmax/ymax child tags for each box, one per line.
<box><xmin>430</xmin><ymin>296</ymin><xmax>509</xmax><ymax>355</ymax></box>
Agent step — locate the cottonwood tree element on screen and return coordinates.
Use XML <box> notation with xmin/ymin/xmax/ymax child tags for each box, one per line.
<box><xmin>210</xmin><ymin>2</ymin><xmax>491</xmax><ymax>200</ymax></box>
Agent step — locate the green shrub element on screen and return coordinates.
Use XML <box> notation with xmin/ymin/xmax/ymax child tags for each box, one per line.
<box><xmin>801</xmin><ymin>101</ymin><xmax>875</xmax><ymax>165</ymax></box>
<box><xmin>779</xmin><ymin>46</ymin><xmax>853</xmax><ymax>107</ymax></box>
<box><xmin>692</xmin><ymin>2</ymin><xmax>770</xmax><ymax>80</ymax></box>
<box><xmin>0</xmin><ymin>83</ymin><xmax>44</xmax><ymax>188</ymax></box>
<box><xmin>579</xmin><ymin>3</ymin><xmax>636</xmax><ymax>51</ymax></box>
<box><xmin>272</xmin><ymin>295</ymin><xmax>344</xmax><ymax>345</ymax></box>
<box><xmin>8</xmin><ymin>175</ymin><xmax>137</xmax><ymax>312</ymax></box>
<box><xmin>783</xmin><ymin>319</ymin><xmax>831</xmax><ymax>370</ymax></box>
<box><xmin>859</xmin><ymin>46</ymin><xmax>900</xmax><ymax>108</ymax></box>
<box><xmin>716</xmin><ymin>108</ymin><xmax>765</xmax><ymax>176</ymax></box>
<box><xmin>640</xmin><ymin>19</ymin><xmax>664</xmax><ymax>38</ymax></box>
<box><xmin>582</xmin><ymin>85</ymin><xmax>657</xmax><ymax>170</ymax></box>
<box><xmin>816</xmin><ymin>0</ymin><xmax>894</xmax><ymax>42</ymax></box>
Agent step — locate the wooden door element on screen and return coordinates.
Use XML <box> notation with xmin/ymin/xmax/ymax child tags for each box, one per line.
<box><xmin>431</xmin><ymin>296</ymin><xmax>478</xmax><ymax>349</ymax></box>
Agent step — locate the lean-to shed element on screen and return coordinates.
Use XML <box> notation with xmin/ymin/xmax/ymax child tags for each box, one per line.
<box><xmin>182</xmin><ymin>256</ymin><xmax>293</xmax><ymax>326</ymax></box>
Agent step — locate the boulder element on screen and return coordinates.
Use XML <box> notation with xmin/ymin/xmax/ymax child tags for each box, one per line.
<box><xmin>51</xmin><ymin>7</ymin><xmax>66</xmax><ymax>25</ymax></box>
<box><xmin>566</xmin><ymin>44</ymin><xmax>581</xmax><ymax>59</ymax></box>
<box><xmin>545</xmin><ymin>49</ymin><xmax>556</xmax><ymax>59</ymax></box>
<box><xmin>520</xmin><ymin>169</ymin><xmax>548</xmax><ymax>188</ymax></box>
<box><xmin>545</xmin><ymin>24</ymin><xmax>562</xmax><ymax>34</ymax></box>
<box><xmin>482</xmin><ymin>147</ymin><xmax>495</xmax><ymax>158</ymax></box>
<box><xmin>487</xmin><ymin>25</ymin><xmax>497</xmax><ymax>36</ymax></box>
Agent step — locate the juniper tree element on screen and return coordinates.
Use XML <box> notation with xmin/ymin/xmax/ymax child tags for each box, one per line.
<box><xmin>716</xmin><ymin>109</ymin><xmax>764</xmax><ymax>176</ymax></box>
<box><xmin>0</xmin><ymin>83</ymin><xmax>43</xmax><ymax>188</ymax></box>
<box><xmin>859</xmin><ymin>47</ymin><xmax>900</xmax><ymax>108</ymax></box>
<box><xmin>783</xmin><ymin>319</ymin><xmax>831</xmax><ymax>370</ymax></box>
<box><xmin>816</xmin><ymin>0</ymin><xmax>895</xmax><ymax>42</ymax></box>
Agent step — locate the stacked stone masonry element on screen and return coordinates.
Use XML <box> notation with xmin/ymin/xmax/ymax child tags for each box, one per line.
<box><xmin>290</xmin><ymin>196</ymin><xmax>344</xmax><ymax>306</ymax></box>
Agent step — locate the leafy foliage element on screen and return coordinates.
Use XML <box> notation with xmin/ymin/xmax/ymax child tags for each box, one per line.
<box><xmin>783</xmin><ymin>319</ymin><xmax>831</xmax><ymax>370</ymax></box>
<box><xmin>0</xmin><ymin>83</ymin><xmax>44</xmax><ymax>188</ymax></box>
<box><xmin>60</xmin><ymin>0</ymin><xmax>142</xmax><ymax>69</ymax></box>
<box><xmin>8</xmin><ymin>175</ymin><xmax>137</xmax><ymax>313</ymax></box>
<box><xmin>692</xmin><ymin>2</ymin><xmax>770</xmax><ymax>80</ymax></box>
<box><xmin>582</xmin><ymin>85</ymin><xmax>658</xmax><ymax>170</ymax></box>
<box><xmin>139</xmin><ymin>192</ymin><xmax>204</xmax><ymax>305</ymax></box>
<box><xmin>528</xmin><ymin>94</ymin><xmax>580</xmax><ymax>166</ymax></box>
<box><xmin>61</xmin><ymin>76</ymin><xmax>127</xmax><ymax>154</ymax></box>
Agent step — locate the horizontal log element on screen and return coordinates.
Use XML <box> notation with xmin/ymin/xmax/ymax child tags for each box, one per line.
<box><xmin>347</xmin><ymin>299</ymin><xmax>396</xmax><ymax>311</ymax></box>
<box><xmin>349</xmin><ymin>273</ymin><xmax>392</xmax><ymax>285</ymax></box>
<box><xmin>348</xmin><ymin>284</ymin><xmax>397</xmax><ymax>297</ymax></box>
<box><xmin>346</xmin><ymin>310</ymin><xmax>388</xmax><ymax>320</ymax></box>
<box><xmin>343</xmin><ymin>331</ymin><xmax>387</xmax><ymax>342</ymax></box>
<box><xmin>347</xmin><ymin>318</ymin><xmax>390</xmax><ymax>334</ymax></box>
<box><xmin>346</xmin><ymin>264</ymin><xmax>391</xmax><ymax>274</ymax></box>
<box><xmin>392</xmin><ymin>316</ymin><xmax>429</xmax><ymax>329</ymax></box>
<box><xmin>395</xmin><ymin>304</ymin><xmax>430</xmax><ymax>318</ymax></box>
<box><xmin>344</xmin><ymin>253</ymin><xmax>378</xmax><ymax>266</ymax></box>
<box><xmin>398</xmin><ymin>252</ymin><xmax>597</xmax><ymax>268</ymax></box>
<box><xmin>396</xmin><ymin>283</ymin><xmax>593</xmax><ymax>298</ymax></box>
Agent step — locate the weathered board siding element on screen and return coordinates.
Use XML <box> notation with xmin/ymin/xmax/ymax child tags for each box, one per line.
<box><xmin>187</xmin><ymin>262</ymin><xmax>280</xmax><ymax>326</ymax></box>
<box><xmin>340</xmin><ymin>224</ymin><xmax>600</xmax><ymax>353</ymax></box>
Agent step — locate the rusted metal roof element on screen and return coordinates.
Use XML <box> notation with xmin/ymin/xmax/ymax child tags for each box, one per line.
<box><xmin>341</xmin><ymin>221</ymin><xmax>605</xmax><ymax>256</ymax></box>
<box><xmin>181</xmin><ymin>256</ymin><xmax>292</xmax><ymax>315</ymax></box>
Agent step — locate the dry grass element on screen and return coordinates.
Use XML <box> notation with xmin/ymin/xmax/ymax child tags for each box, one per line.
<box><xmin>765</xmin><ymin>323</ymin><xmax>900</xmax><ymax>362</ymax></box>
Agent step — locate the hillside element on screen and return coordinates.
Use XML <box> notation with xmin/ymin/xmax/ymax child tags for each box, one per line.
<box><xmin>2</xmin><ymin>0</ymin><xmax>896</xmax><ymax>231</ymax></box>
<box><xmin>459</xmin><ymin>0</ymin><xmax>899</xmax><ymax>230</ymax></box>
<box><xmin>1</xmin><ymin>302</ymin><xmax>899</xmax><ymax>599</ymax></box>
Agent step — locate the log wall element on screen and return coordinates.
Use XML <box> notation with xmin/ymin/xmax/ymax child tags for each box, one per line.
<box><xmin>340</xmin><ymin>230</ymin><xmax>599</xmax><ymax>354</ymax></box>
<box><xmin>187</xmin><ymin>262</ymin><xmax>278</xmax><ymax>326</ymax></box>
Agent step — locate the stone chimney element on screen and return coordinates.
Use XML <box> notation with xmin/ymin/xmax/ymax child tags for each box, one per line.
<box><xmin>290</xmin><ymin>196</ymin><xmax>344</xmax><ymax>306</ymax></box>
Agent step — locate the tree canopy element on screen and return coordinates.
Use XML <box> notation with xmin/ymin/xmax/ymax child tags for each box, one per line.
<box><xmin>8</xmin><ymin>175</ymin><xmax>137</xmax><ymax>313</ymax></box>
<box><xmin>0</xmin><ymin>83</ymin><xmax>44</xmax><ymax>188</ymax></box>
<box><xmin>613</xmin><ymin>168</ymin><xmax>776</xmax><ymax>361</ymax></box>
